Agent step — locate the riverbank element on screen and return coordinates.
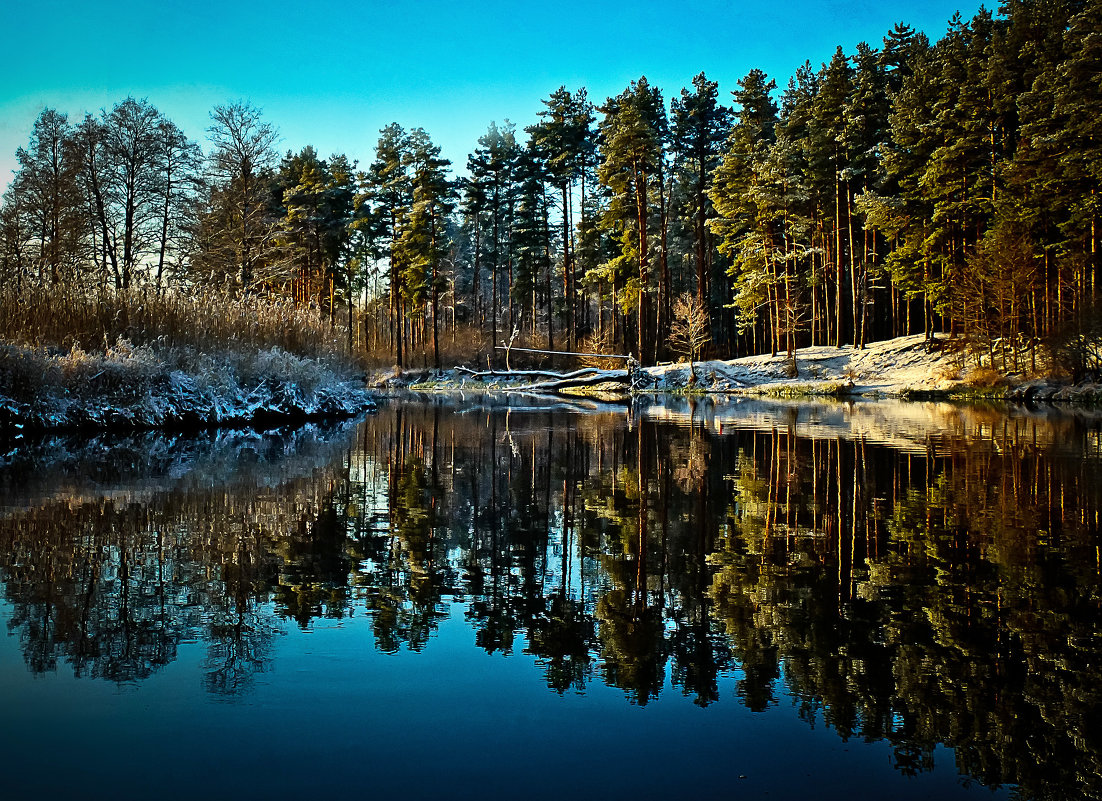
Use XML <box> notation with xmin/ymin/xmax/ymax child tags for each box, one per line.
<box><xmin>372</xmin><ymin>333</ymin><xmax>1098</xmax><ymax>403</ymax></box>
<box><xmin>0</xmin><ymin>340</ymin><xmax>374</xmax><ymax>438</ymax></box>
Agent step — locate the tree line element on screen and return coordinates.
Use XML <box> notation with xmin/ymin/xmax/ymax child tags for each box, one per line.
<box><xmin>2</xmin><ymin>0</ymin><xmax>1099</xmax><ymax>371</ymax></box>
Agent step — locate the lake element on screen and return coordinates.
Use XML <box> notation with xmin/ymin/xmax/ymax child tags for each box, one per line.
<box><xmin>1</xmin><ymin>394</ymin><xmax>1100</xmax><ymax>800</ymax></box>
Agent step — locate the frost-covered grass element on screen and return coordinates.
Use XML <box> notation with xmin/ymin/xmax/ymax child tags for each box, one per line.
<box><xmin>0</xmin><ymin>284</ymin><xmax>373</xmax><ymax>433</ymax></box>
<box><xmin>0</xmin><ymin>340</ymin><xmax>373</xmax><ymax>432</ymax></box>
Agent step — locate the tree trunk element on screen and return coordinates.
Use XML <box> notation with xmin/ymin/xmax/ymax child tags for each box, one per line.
<box><xmin>562</xmin><ymin>183</ymin><xmax>574</xmax><ymax>351</ymax></box>
<box><xmin>695</xmin><ymin>151</ymin><xmax>709</xmax><ymax>331</ymax></box>
<box><xmin>834</xmin><ymin>164</ymin><xmax>843</xmax><ymax>347</ymax></box>
<box><xmin>636</xmin><ymin>167</ymin><xmax>649</xmax><ymax>364</ymax></box>
<box><xmin>544</xmin><ymin>193</ymin><xmax>555</xmax><ymax>350</ymax></box>
<box><xmin>658</xmin><ymin>168</ymin><xmax>671</xmax><ymax>364</ymax></box>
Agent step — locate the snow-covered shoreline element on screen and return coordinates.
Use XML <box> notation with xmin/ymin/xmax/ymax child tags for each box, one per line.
<box><xmin>643</xmin><ymin>333</ymin><xmax>972</xmax><ymax>396</ymax></box>
<box><xmin>0</xmin><ymin>341</ymin><xmax>375</xmax><ymax>437</ymax></box>
<box><xmin>374</xmin><ymin>333</ymin><xmax>1099</xmax><ymax>403</ymax></box>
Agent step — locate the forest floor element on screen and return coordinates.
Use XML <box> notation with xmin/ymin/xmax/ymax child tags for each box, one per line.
<box><xmin>378</xmin><ymin>333</ymin><xmax>1096</xmax><ymax>403</ymax></box>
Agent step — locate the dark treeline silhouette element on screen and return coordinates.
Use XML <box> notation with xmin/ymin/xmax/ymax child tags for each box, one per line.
<box><xmin>2</xmin><ymin>0</ymin><xmax>1099</xmax><ymax>373</ymax></box>
<box><xmin>3</xmin><ymin>398</ymin><xmax>1102</xmax><ymax>798</ymax></box>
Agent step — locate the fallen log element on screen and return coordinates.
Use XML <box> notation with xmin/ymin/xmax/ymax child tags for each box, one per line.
<box><xmin>456</xmin><ymin>366</ymin><xmax>604</xmax><ymax>381</ymax></box>
<box><xmin>509</xmin><ymin>369</ymin><xmax>631</xmax><ymax>394</ymax></box>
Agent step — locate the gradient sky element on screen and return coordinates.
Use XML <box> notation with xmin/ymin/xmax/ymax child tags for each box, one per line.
<box><xmin>1</xmin><ymin>0</ymin><xmax>983</xmax><ymax>191</ymax></box>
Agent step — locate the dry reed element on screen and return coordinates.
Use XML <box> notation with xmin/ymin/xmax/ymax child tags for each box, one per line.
<box><xmin>0</xmin><ymin>282</ymin><xmax>356</xmax><ymax>368</ymax></box>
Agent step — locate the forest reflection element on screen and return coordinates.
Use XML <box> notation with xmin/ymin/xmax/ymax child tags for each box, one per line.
<box><xmin>2</xmin><ymin>397</ymin><xmax>1102</xmax><ymax>799</ymax></box>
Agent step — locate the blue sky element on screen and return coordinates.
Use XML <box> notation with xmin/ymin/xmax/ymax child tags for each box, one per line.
<box><xmin>1</xmin><ymin>0</ymin><xmax>982</xmax><ymax>190</ymax></box>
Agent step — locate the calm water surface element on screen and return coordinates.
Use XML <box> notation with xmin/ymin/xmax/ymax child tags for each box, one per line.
<box><xmin>2</xmin><ymin>395</ymin><xmax>1101</xmax><ymax>800</ymax></box>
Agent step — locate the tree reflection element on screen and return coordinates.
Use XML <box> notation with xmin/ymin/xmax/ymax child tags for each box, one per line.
<box><xmin>0</xmin><ymin>429</ymin><xmax>357</xmax><ymax>693</ymax></box>
<box><xmin>4</xmin><ymin>398</ymin><xmax>1102</xmax><ymax>799</ymax></box>
<box><xmin>527</xmin><ymin>591</ymin><xmax>595</xmax><ymax>693</ymax></box>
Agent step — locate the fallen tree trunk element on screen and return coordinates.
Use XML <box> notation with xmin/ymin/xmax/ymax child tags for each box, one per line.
<box><xmin>456</xmin><ymin>366</ymin><xmax>603</xmax><ymax>381</ymax></box>
<box><xmin>510</xmin><ymin>369</ymin><xmax>631</xmax><ymax>394</ymax></box>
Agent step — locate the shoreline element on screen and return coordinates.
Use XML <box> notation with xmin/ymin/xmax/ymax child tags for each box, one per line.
<box><xmin>373</xmin><ymin>333</ymin><xmax>1100</xmax><ymax>406</ymax></box>
<box><xmin>4</xmin><ymin>331</ymin><xmax>1097</xmax><ymax>443</ymax></box>
<box><xmin>0</xmin><ymin>341</ymin><xmax>376</xmax><ymax>441</ymax></box>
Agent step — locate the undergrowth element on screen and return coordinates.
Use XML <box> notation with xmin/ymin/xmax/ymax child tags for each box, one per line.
<box><xmin>764</xmin><ymin>381</ymin><xmax>854</xmax><ymax>398</ymax></box>
<box><xmin>0</xmin><ymin>339</ymin><xmax>353</xmax><ymax>408</ymax></box>
<box><xmin>0</xmin><ymin>283</ymin><xmax>374</xmax><ymax>427</ymax></box>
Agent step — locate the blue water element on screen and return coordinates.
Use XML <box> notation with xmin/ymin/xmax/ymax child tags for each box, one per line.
<box><xmin>6</xmin><ymin>396</ymin><xmax>1085</xmax><ymax>799</ymax></box>
<box><xmin>0</xmin><ymin>596</ymin><xmax>1003</xmax><ymax>800</ymax></box>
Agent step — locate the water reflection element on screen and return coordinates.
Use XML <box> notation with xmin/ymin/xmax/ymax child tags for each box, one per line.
<box><xmin>2</xmin><ymin>397</ymin><xmax>1102</xmax><ymax>799</ymax></box>
<box><xmin>0</xmin><ymin>423</ymin><xmax>359</xmax><ymax>692</ymax></box>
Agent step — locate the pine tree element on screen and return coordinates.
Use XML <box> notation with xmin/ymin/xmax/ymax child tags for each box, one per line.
<box><xmin>670</xmin><ymin>72</ymin><xmax>732</xmax><ymax>347</ymax></box>
<box><xmin>598</xmin><ymin>77</ymin><xmax>667</xmax><ymax>364</ymax></box>
<box><xmin>920</xmin><ymin>12</ymin><xmax>1000</xmax><ymax>335</ymax></box>
<box><xmin>457</xmin><ymin>171</ymin><xmax>488</xmax><ymax>334</ymax></box>
<box><xmin>527</xmin><ymin>87</ymin><xmax>596</xmax><ymax>350</ymax></box>
<box><xmin>776</xmin><ymin>63</ymin><xmax>826</xmax><ymax>346</ymax></box>
<box><xmin>359</xmin><ymin>123</ymin><xmax>413</xmax><ymax>366</ymax></box>
<box><xmin>1051</xmin><ymin>0</ymin><xmax>1102</xmax><ymax>323</ymax></box>
<box><xmin>808</xmin><ymin>47</ymin><xmax>854</xmax><ymax>346</ymax></box>
<box><xmin>510</xmin><ymin>144</ymin><xmax>553</xmax><ymax>343</ymax></box>
<box><xmin>710</xmin><ymin>69</ymin><xmax>779</xmax><ymax>354</ymax></box>
<box><xmin>881</xmin><ymin>27</ymin><xmax>940</xmax><ymax>338</ymax></box>
<box><xmin>844</xmin><ymin>43</ymin><xmax>890</xmax><ymax>346</ymax></box>
<box><xmin>277</xmin><ymin>146</ymin><xmax>356</xmax><ymax>317</ymax></box>
<box><xmin>467</xmin><ymin>121</ymin><xmax>520</xmax><ymax>364</ymax></box>
<box><xmin>396</xmin><ymin>128</ymin><xmax>454</xmax><ymax>368</ymax></box>
<box><xmin>867</xmin><ymin>22</ymin><xmax>929</xmax><ymax>337</ymax></box>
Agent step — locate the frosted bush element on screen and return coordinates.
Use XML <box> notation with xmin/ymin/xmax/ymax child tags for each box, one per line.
<box><xmin>0</xmin><ymin>334</ymin><xmax>371</xmax><ymax>431</ymax></box>
<box><xmin>248</xmin><ymin>347</ymin><xmax>329</xmax><ymax>394</ymax></box>
<box><xmin>104</xmin><ymin>338</ymin><xmax>162</xmax><ymax>370</ymax></box>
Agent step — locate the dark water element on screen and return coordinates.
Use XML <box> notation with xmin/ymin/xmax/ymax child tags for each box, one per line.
<box><xmin>2</xmin><ymin>395</ymin><xmax>1101</xmax><ymax>800</ymax></box>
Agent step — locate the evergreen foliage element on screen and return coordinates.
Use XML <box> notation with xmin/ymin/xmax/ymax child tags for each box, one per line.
<box><xmin>1</xmin><ymin>0</ymin><xmax>1098</xmax><ymax>371</ymax></box>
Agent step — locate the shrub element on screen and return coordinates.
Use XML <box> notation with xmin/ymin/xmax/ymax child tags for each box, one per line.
<box><xmin>964</xmin><ymin>366</ymin><xmax>1008</xmax><ymax>388</ymax></box>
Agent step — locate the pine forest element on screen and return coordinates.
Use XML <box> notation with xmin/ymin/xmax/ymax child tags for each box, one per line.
<box><xmin>2</xmin><ymin>0</ymin><xmax>1100</xmax><ymax>377</ymax></box>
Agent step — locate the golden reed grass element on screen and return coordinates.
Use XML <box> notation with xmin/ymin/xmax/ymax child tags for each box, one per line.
<box><xmin>0</xmin><ymin>282</ymin><xmax>354</xmax><ymax>367</ymax></box>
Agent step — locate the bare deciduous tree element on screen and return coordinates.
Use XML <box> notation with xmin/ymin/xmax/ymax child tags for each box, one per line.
<box><xmin>205</xmin><ymin>102</ymin><xmax>279</xmax><ymax>289</ymax></box>
<box><xmin>670</xmin><ymin>291</ymin><xmax>710</xmax><ymax>381</ymax></box>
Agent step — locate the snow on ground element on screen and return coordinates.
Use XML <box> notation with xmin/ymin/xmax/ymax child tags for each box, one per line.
<box><xmin>388</xmin><ymin>334</ymin><xmax>968</xmax><ymax>397</ymax></box>
<box><xmin>646</xmin><ymin>333</ymin><xmax>964</xmax><ymax>396</ymax></box>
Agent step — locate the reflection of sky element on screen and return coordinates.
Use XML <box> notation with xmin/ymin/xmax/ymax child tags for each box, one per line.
<box><xmin>0</xmin><ymin>598</ymin><xmax>1007</xmax><ymax>800</ymax></box>
<box><xmin>1</xmin><ymin>0</ymin><xmax>982</xmax><ymax>191</ymax></box>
